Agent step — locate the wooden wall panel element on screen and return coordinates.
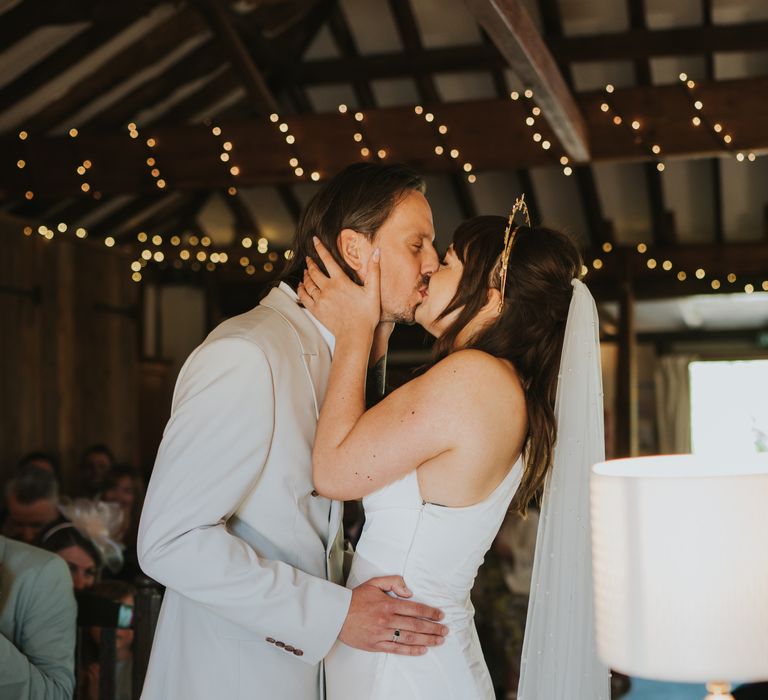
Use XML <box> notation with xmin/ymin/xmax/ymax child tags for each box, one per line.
<box><xmin>0</xmin><ymin>222</ymin><xmax>140</xmax><ymax>491</ymax></box>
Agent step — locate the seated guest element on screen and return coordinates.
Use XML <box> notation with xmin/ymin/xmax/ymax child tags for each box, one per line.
<box><xmin>101</xmin><ymin>466</ymin><xmax>145</xmax><ymax>581</ymax></box>
<box><xmin>100</xmin><ymin>465</ymin><xmax>144</xmax><ymax>546</ymax></box>
<box><xmin>78</xmin><ymin>580</ymin><xmax>136</xmax><ymax>700</ymax></box>
<box><xmin>2</xmin><ymin>467</ymin><xmax>60</xmax><ymax>544</ymax></box>
<box><xmin>17</xmin><ymin>452</ymin><xmax>59</xmax><ymax>479</ymax></box>
<box><xmin>0</xmin><ymin>534</ymin><xmax>77</xmax><ymax>699</ymax></box>
<box><xmin>78</xmin><ymin>445</ymin><xmax>114</xmax><ymax>498</ymax></box>
<box><xmin>39</xmin><ymin>500</ymin><xmax>124</xmax><ymax>592</ymax></box>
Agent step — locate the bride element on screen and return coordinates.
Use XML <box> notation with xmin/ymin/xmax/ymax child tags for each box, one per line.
<box><xmin>299</xmin><ymin>200</ymin><xmax>609</xmax><ymax>699</ymax></box>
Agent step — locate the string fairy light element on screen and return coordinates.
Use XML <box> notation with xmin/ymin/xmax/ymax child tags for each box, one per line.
<box><xmin>511</xmin><ymin>89</ymin><xmax>571</xmax><ymax>176</ymax></box>
<box><xmin>339</xmin><ymin>104</ymin><xmax>380</xmax><ymax>163</ymax></box>
<box><xmin>678</xmin><ymin>73</ymin><xmax>756</xmax><ymax>162</ymax></box>
<box><xmin>413</xmin><ymin>105</ymin><xmax>476</xmax><ymax>183</ymax></box>
<box><xmin>206</xmin><ymin>120</ymin><xmax>242</xmax><ymax>193</ymax></box>
<box><xmin>599</xmin><ymin>84</ymin><xmax>665</xmax><ymax>172</ymax></box>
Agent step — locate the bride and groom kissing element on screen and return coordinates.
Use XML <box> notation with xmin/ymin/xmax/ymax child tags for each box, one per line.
<box><xmin>137</xmin><ymin>162</ymin><xmax>609</xmax><ymax>699</ymax></box>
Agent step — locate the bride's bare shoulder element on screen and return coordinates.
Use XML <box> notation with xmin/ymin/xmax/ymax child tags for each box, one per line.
<box><xmin>425</xmin><ymin>349</ymin><xmax>525</xmax><ymax>402</ymax></box>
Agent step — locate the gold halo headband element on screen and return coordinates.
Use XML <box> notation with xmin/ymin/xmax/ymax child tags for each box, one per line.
<box><xmin>498</xmin><ymin>193</ymin><xmax>531</xmax><ymax>312</ymax></box>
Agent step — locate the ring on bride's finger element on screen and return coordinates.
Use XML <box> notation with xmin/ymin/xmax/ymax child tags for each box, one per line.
<box><xmin>392</xmin><ymin>629</ymin><xmax>401</xmax><ymax>643</ymax></box>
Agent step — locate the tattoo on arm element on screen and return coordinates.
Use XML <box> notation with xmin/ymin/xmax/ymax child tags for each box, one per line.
<box><xmin>365</xmin><ymin>355</ymin><xmax>387</xmax><ymax>407</ymax></box>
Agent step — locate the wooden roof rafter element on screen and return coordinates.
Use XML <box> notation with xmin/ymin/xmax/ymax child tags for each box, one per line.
<box><xmin>459</xmin><ymin>0</ymin><xmax>590</xmax><ymax>161</ymax></box>
<box><xmin>5</xmin><ymin>77</ymin><xmax>768</xmax><ymax>197</ymax></box>
<box><xmin>388</xmin><ymin>0</ymin><xmax>478</xmax><ymax>220</ymax></box>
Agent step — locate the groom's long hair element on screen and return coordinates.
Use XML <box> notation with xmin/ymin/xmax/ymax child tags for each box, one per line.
<box><xmin>280</xmin><ymin>162</ymin><xmax>425</xmax><ymax>289</ymax></box>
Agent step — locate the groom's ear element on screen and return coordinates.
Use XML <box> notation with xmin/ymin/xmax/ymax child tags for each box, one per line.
<box><xmin>337</xmin><ymin>228</ymin><xmax>368</xmax><ymax>278</ymax></box>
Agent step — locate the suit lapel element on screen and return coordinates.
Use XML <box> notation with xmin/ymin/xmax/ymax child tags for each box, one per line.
<box><xmin>261</xmin><ymin>288</ymin><xmax>343</xmax><ymax>559</ymax></box>
<box><xmin>261</xmin><ymin>287</ymin><xmax>330</xmax><ymax>419</ymax></box>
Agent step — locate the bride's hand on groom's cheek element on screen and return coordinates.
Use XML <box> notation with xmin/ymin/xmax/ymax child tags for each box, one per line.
<box><xmin>297</xmin><ymin>237</ymin><xmax>381</xmax><ymax>337</ymax></box>
<box><xmin>338</xmin><ymin>575</ymin><xmax>448</xmax><ymax>656</ymax></box>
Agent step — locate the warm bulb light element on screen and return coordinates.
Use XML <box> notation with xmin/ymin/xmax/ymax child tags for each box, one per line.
<box><xmin>105</xmin><ymin>236</ymin><xmax>115</xmax><ymax>247</ymax></box>
<box><xmin>695</xmin><ymin>268</ymin><xmax>706</xmax><ymax>279</ymax></box>
<box><xmin>637</xmin><ymin>243</ymin><xmax>647</xmax><ymax>253</ymax></box>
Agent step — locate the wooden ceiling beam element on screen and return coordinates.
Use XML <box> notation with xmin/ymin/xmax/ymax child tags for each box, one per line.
<box><xmin>0</xmin><ymin>14</ymin><xmax>139</xmax><ymax>109</ymax></box>
<box><xmin>584</xmin><ymin>241</ymin><xmax>768</xmax><ymax>300</ymax></box>
<box><xmin>536</xmin><ymin>0</ymin><xmax>610</xmax><ymax>246</ymax></box>
<box><xmin>328</xmin><ymin>4</ymin><xmax>376</xmax><ymax>109</ymax></box>
<box><xmin>389</xmin><ymin>0</ymin><xmax>477</xmax><ymax>219</ymax></box>
<box><xmin>626</xmin><ymin>0</ymin><xmax>676</xmax><ymax>248</ymax></box>
<box><xmin>450</xmin><ymin>0</ymin><xmax>590</xmax><ymax>160</ymax></box>
<box><xmin>21</xmin><ymin>8</ymin><xmax>208</xmax><ymax>135</ymax></box>
<box><xmin>4</xmin><ymin>79</ymin><xmax>768</xmax><ymax>197</ymax></box>
<box><xmin>287</xmin><ymin>19</ymin><xmax>768</xmax><ymax>86</ymax></box>
<box><xmin>192</xmin><ymin>0</ymin><xmax>279</xmax><ymax>116</ymax></box>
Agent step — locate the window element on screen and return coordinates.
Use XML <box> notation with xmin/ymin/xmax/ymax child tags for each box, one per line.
<box><xmin>689</xmin><ymin>360</ymin><xmax>768</xmax><ymax>456</ymax></box>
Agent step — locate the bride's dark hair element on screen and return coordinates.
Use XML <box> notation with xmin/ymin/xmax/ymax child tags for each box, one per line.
<box><xmin>432</xmin><ymin>216</ymin><xmax>582</xmax><ymax>515</ymax></box>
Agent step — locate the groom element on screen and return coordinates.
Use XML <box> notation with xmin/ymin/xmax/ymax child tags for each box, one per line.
<box><xmin>138</xmin><ymin>163</ymin><xmax>447</xmax><ymax>699</ymax></box>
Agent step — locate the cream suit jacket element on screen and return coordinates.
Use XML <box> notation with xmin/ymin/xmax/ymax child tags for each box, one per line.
<box><xmin>138</xmin><ymin>286</ymin><xmax>352</xmax><ymax>700</ymax></box>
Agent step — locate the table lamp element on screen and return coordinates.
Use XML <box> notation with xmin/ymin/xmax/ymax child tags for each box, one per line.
<box><xmin>591</xmin><ymin>454</ymin><xmax>768</xmax><ymax>699</ymax></box>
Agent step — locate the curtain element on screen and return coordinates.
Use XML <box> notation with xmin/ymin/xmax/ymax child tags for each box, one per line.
<box><xmin>654</xmin><ymin>355</ymin><xmax>695</xmax><ymax>454</ymax></box>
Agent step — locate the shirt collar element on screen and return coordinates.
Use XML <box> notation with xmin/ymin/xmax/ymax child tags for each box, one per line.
<box><xmin>278</xmin><ymin>282</ymin><xmax>335</xmax><ymax>355</ymax></box>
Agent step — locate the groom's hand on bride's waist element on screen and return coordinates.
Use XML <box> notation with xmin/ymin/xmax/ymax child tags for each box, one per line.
<box><xmin>338</xmin><ymin>576</ymin><xmax>448</xmax><ymax>656</ymax></box>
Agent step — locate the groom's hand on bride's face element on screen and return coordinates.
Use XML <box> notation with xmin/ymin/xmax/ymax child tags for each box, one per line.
<box><xmin>338</xmin><ymin>575</ymin><xmax>448</xmax><ymax>656</ymax></box>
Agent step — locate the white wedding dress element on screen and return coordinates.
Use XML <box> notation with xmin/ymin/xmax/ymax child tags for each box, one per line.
<box><xmin>325</xmin><ymin>456</ymin><xmax>524</xmax><ymax>700</ymax></box>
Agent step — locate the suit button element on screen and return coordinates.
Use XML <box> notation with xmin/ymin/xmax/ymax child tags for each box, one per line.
<box><xmin>285</xmin><ymin>645</ymin><xmax>295</xmax><ymax>652</ymax></box>
<box><xmin>311</xmin><ymin>489</ymin><xmax>319</xmax><ymax>497</ymax></box>
<box><xmin>293</xmin><ymin>649</ymin><xmax>304</xmax><ymax>656</ymax></box>
<box><xmin>275</xmin><ymin>641</ymin><xmax>285</xmax><ymax>648</ymax></box>
<box><xmin>266</xmin><ymin>638</ymin><xmax>275</xmax><ymax>644</ymax></box>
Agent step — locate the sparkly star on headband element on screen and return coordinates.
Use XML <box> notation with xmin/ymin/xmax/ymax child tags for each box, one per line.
<box><xmin>498</xmin><ymin>193</ymin><xmax>531</xmax><ymax>312</ymax></box>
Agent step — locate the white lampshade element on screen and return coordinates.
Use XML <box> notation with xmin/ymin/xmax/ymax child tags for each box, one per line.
<box><xmin>591</xmin><ymin>454</ymin><xmax>768</xmax><ymax>683</ymax></box>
